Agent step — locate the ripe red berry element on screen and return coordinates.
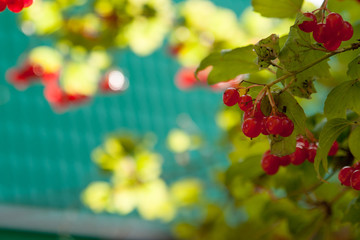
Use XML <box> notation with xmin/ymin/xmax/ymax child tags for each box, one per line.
<box><xmin>260</xmin><ymin>117</ymin><xmax>270</xmax><ymax>135</ymax></box>
<box><xmin>242</xmin><ymin>117</ymin><xmax>262</xmax><ymax>138</ymax></box>
<box><xmin>323</xmin><ymin>39</ymin><xmax>342</xmax><ymax>51</ymax></box>
<box><xmin>238</xmin><ymin>95</ymin><xmax>253</xmax><ymax>111</ymax></box>
<box><xmin>244</xmin><ymin>101</ymin><xmax>264</xmax><ymax>119</ymax></box>
<box><xmin>328</xmin><ymin>141</ymin><xmax>339</xmax><ymax>156</ymax></box>
<box><xmin>223</xmin><ymin>88</ymin><xmax>240</xmax><ymax>106</ymax></box>
<box><xmin>352</xmin><ymin>162</ymin><xmax>360</xmax><ymax>170</ymax></box>
<box><xmin>326</xmin><ymin>13</ymin><xmax>344</xmax><ymax>38</ymax></box>
<box><xmin>261</xmin><ymin>152</ymin><xmax>280</xmax><ymax>175</ymax></box>
<box><xmin>351</xmin><ymin>170</ymin><xmax>360</xmax><ymax>190</ymax></box>
<box><xmin>307</xmin><ymin>143</ymin><xmax>317</xmax><ymax>163</ymax></box>
<box><xmin>290</xmin><ymin>144</ymin><xmax>308</xmax><ymax>165</ymax></box>
<box><xmin>341</xmin><ymin>21</ymin><xmax>353</xmax><ymax>41</ymax></box>
<box><xmin>265</xmin><ymin>115</ymin><xmax>282</xmax><ymax>135</ymax></box>
<box><xmin>279</xmin><ymin>116</ymin><xmax>294</xmax><ymax>137</ymax></box>
<box><xmin>313</xmin><ymin>23</ymin><xmax>328</xmax><ymax>43</ymax></box>
<box><xmin>338</xmin><ymin>166</ymin><xmax>354</xmax><ymax>187</ymax></box>
<box><xmin>7</xmin><ymin>0</ymin><xmax>24</xmax><ymax>13</ymax></box>
<box><xmin>0</xmin><ymin>0</ymin><xmax>6</xmax><ymax>12</ymax></box>
<box><xmin>298</xmin><ymin>12</ymin><xmax>317</xmax><ymax>33</ymax></box>
<box><xmin>24</xmin><ymin>0</ymin><xmax>33</xmax><ymax>8</ymax></box>
<box><xmin>296</xmin><ymin>136</ymin><xmax>309</xmax><ymax>148</ymax></box>
<box><xmin>279</xmin><ymin>155</ymin><xmax>291</xmax><ymax>167</ymax></box>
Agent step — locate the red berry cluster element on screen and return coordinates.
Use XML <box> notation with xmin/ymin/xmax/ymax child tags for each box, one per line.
<box><xmin>7</xmin><ymin>60</ymin><xmax>127</xmax><ymax>112</ymax></box>
<box><xmin>0</xmin><ymin>0</ymin><xmax>33</xmax><ymax>13</ymax></box>
<box><xmin>298</xmin><ymin>12</ymin><xmax>353</xmax><ymax>51</ymax></box>
<box><xmin>338</xmin><ymin>163</ymin><xmax>360</xmax><ymax>190</ymax></box>
<box><xmin>261</xmin><ymin>136</ymin><xmax>339</xmax><ymax>175</ymax></box>
<box><xmin>222</xmin><ymin>88</ymin><xmax>294</xmax><ymax>139</ymax></box>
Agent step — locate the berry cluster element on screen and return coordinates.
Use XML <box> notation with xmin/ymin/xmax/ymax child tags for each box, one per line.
<box><xmin>298</xmin><ymin>12</ymin><xmax>353</xmax><ymax>51</ymax></box>
<box><xmin>261</xmin><ymin>136</ymin><xmax>339</xmax><ymax>175</ymax></box>
<box><xmin>0</xmin><ymin>0</ymin><xmax>33</xmax><ymax>13</ymax></box>
<box><xmin>7</xmin><ymin>60</ymin><xmax>127</xmax><ymax>112</ymax></box>
<box><xmin>223</xmin><ymin>88</ymin><xmax>294</xmax><ymax>139</ymax></box>
<box><xmin>338</xmin><ymin>163</ymin><xmax>360</xmax><ymax>190</ymax></box>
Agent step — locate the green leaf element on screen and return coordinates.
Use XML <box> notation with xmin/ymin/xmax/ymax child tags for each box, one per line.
<box><xmin>349</xmin><ymin>126</ymin><xmax>360</xmax><ymax>159</ymax></box>
<box><xmin>278</xmin><ymin>16</ymin><xmax>331</xmax><ymax>98</ymax></box>
<box><xmin>275</xmin><ymin>91</ymin><xmax>307</xmax><ymax>135</ymax></box>
<box><xmin>324</xmin><ymin>80</ymin><xmax>360</xmax><ymax>119</ymax></box>
<box><xmin>343</xmin><ymin>196</ymin><xmax>360</xmax><ymax>225</ymax></box>
<box><xmin>251</xmin><ymin>0</ymin><xmax>303</xmax><ymax>18</ymax></box>
<box><xmin>196</xmin><ymin>45</ymin><xmax>259</xmax><ymax>85</ymax></box>
<box><xmin>314</xmin><ymin>119</ymin><xmax>353</xmax><ymax>178</ymax></box>
<box><xmin>270</xmin><ymin>134</ymin><xmax>296</xmax><ymax>156</ymax></box>
<box><xmin>225</xmin><ymin>155</ymin><xmax>263</xmax><ymax>185</ymax></box>
<box><xmin>347</xmin><ymin>55</ymin><xmax>360</xmax><ymax>79</ymax></box>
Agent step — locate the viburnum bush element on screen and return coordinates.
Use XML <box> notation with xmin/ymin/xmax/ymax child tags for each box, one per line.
<box><xmin>185</xmin><ymin>0</ymin><xmax>360</xmax><ymax>239</ymax></box>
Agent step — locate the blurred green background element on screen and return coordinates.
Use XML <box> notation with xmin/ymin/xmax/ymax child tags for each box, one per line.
<box><xmin>0</xmin><ymin>0</ymin><xmax>250</xmax><ymax>239</ymax></box>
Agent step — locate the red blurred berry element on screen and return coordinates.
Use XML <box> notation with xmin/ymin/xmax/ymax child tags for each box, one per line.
<box><xmin>338</xmin><ymin>166</ymin><xmax>354</xmax><ymax>187</ymax></box>
<box><xmin>323</xmin><ymin>39</ymin><xmax>342</xmax><ymax>51</ymax></box>
<box><xmin>175</xmin><ymin>68</ymin><xmax>198</xmax><ymax>90</ymax></box>
<box><xmin>24</xmin><ymin>0</ymin><xmax>33</xmax><ymax>7</ymax></box>
<box><xmin>7</xmin><ymin>0</ymin><xmax>24</xmax><ymax>13</ymax></box>
<box><xmin>326</xmin><ymin>13</ymin><xmax>344</xmax><ymax>38</ymax></box>
<box><xmin>0</xmin><ymin>0</ymin><xmax>6</xmax><ymax>12</ymax></box>
<box><xmin>328</xmin><ymin>141</ymin><xmax>339</xmax><ymax>156</ymax></box>
<box><xmin>298</xmin><ymin>12</ymin><xmax>317</xmax><ymax>33</ymax></box>
<box><xmin>313</xmin><ymin>23</ymin><xmax>328</xmax><ymax>43</ymax></box>
<box><xmin>351</xmin><ymin>170</ymin><xmax>360</xmax><ymax>190</ymax></box>
<box><xmin>261</xmin><ymin>153</ymin><xmax>280</xmax><ymax>175</ymax></box>
<box><xmin>352</xmin><ymin>162</ymin><xmax>360</xmax><ymax>170</ymax></box>
<box><xmin>260</xmin><ymin>117</ymin><xmax>269</xmax><ymax>135</ymax></box>
<box><xmin>266</xmin><ymin>115</ymin><xmax>282</xmax><ymax>135</ymax></box>
<box><xmin>341</xmin><ymin>21</ymin><xmax>353</xmax><ymax>41</ymax></box>
<box><xmin>223</xmin><ymin>88</ymin><xmax>240</xmax><ymax>106</ymax></box>
<box><xmin>296</xmin><ymin>136</ymin><xmax>309</xmax><ymax>148</ymax></box>
<box><xmin>238</xmin><ymin>95</ymin><xmax>253</xmax><ymax>111</ymax></box>
<box><xmin>279</xmin><ymin>116</ymin><xmax>294</xmax><ymax>137</ymax></box>
<box><xmin>242</xmin><ymin>117</ymin><xmax>262</xmax><ymax>138</ymax></box>
<box><xmin>279</xmin><ymin>155</ymin><xmax>291</xmax><ymax>167</ymax></box>
<box><xmin>307</xmin><ymin>143</ymin><xmax>318</xmax><ymax>163</ymax></box>
<box><xmin>290</xmin><ymin>144</ymin><xmax>308</xmax><ymax>165</ymax></box>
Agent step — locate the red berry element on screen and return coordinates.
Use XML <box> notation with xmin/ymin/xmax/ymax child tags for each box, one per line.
<box><xmin>175</xmin><ymin>68</ymin><xmax>198</xmax><ymax>90</ymax></box>
<box><xmin>328</xmin><ymin>141</ymin><xmax>339</xmax><ymax>156</ymax></box>
<box><xmin>290</xmin><ymin>144</ymin><xmax>308</xmax><ymax>165</ymax></box>
<box><xmin>279</xmin><ymin>155</ymin><xmax>291</xmax><ymax>167</ymax></box>
<box><xmin>351</xmin><ymin>170</ymin><xmax>360</xmax><ymax>190</ymax></box>
<box><xmin>338</xmin><ymin>166</ymin><xmax>354</xmax><ymax>187</ymax></box>
<box><xmin>352</xmin><ymin>162</ymin><xmax>360</xmax><ymax>170</ymax></box>
<box><xmin>279</xmin><ymin>116</ymin><xmax>294</xmax><ymax>137</ymax></box>
<box><xmin>296</xmin><ymin>136</ymin><xmax>309</xmax><ymax>148</ymax></box>
<box><xmin>260</xmin><ymin>117</ymin><xmax>270</xmax><ymax>135</ymax></box>
<box><xmin>242</xmin><ymin>117</ymin><xmax>262</xmax><ymax>138</ymax></box>
<box><xmin>313</xmin><ymin>23</ymin><xmax>328</xmax><ymax>43</ymax></box>
<box><xmin>238</xmin><ymin>95</ymin><xmax>253</xmax><ymax>111</ymax></box>
<box><xmin>326</xmin><ymin>13</ymin><xmax>344</xmax><ymax>38</ymax></box>
<box><xmin>341</xmin><ymin>21</ymin><xmax>353</xmax><ymax>41</ymax></box>
<box><xmin>7</xmin><ymin>0</ymin><xmax>24</xmax><ymax>13</ymax></box>
<box><xmin>0</xmin><ymin>0</ymin><xmax>6</xmax><ymax>12</ymax></box>
<box><xmin>244</xmin><ymin>101</ymin><xmax>264</xmax><ymax>119</ymax></box>
<box><xmin>323</xmin><ymin>39</ymin><xmax>342</xmax><ymax>51</ymax></box>
<box><xmin>298</xmin><ymin>12</ymin><xmax>317</xmax><ymax>33</ymax></box>
<box><xmin>307</xmin><ymin>143</ymin><xmax>318</xmax><ymax>163</ymax></box>
<box><xmin>265</xmin><ymin>115</ymin><xmax>282</xmax><ymax>135</ymax></box>
<box><xmin>223</xmin><ymin>88</ymin><xmax>240</xmax><ymax>106</ymax></box>
<box><xmin>24</xmin><ymin>0</ymin><xmax>33</xmax><ymax>7</ymax></box>
<box><xmin>261</xmin><ymin>153</ymin><xmax>280</xmax><ymax>175</ymax></box>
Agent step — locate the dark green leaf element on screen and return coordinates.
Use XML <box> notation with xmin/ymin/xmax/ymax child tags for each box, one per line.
<box><xmin>349</xmin><ymin>126</ymin><xmax>360</xmax><ymax>159</ymax></box>
<box><xmin>343</xmin><ymin>196</ymin><xmax>360</xmax><ymax>224</ymax></box>
<box><xmin>270</xmin><ymin>134</ymin><xmax>296</xmax><ymax>156</ymax></box>
<box><xmin>252</xmin><ymin>0</ymin><xmax>303</xmax><ymax>18</ymax></box>
<box><xmin>196</xmin><ymin>45</ymin><xmax>259</xmax><ymax>85</ymax></box>
<box><xmin>324</xmin><ymin>80</ymin><xmax>360</xmax><ymax>119</ymax></box>
<box><xmin>275</xmin><ymin>91</ymin><xmax>307</xmax><ymax>135</ymax></box>
<box><xmin>347</xmin><ymin>55</ymin><xmax>360</xmax><ymax>79</ymax></box>
<box><xmin>278</xmin><ymin>16</ymin><xmax>331</xmax><ymax>98</ymax></box>
<box><xmin>314</xmin><ymin>119</ymin><xmax>353</xmax><ymax>178</ymax></box>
